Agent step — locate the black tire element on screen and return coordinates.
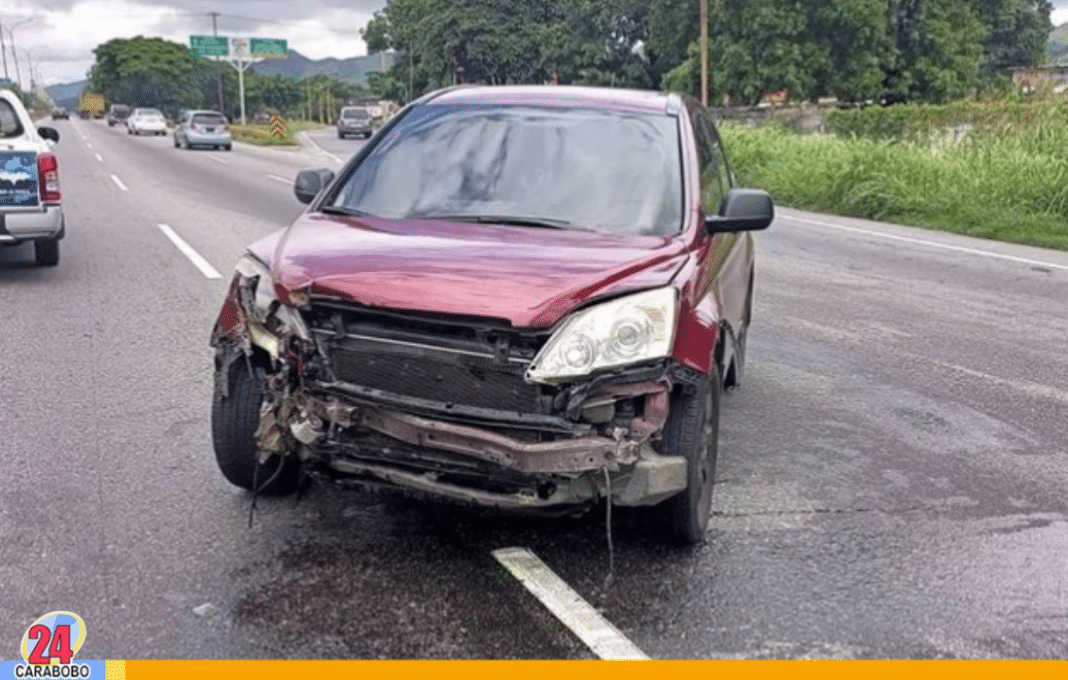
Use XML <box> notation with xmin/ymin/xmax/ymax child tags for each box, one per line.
<box><xmin>211</xmin><ymin>359</ymin><xmax>299</xmax><ymax>495</ymax></box>
<box><xmin>653</xmin><ymin>366</ymin><xmax>721</xmax><ymax>545</ymax></box>
<box><xmin>34</xmin><ymin>238</ymin><xmax>60</xmax><ymax>267</ymax></box>
<box><xmin>337</xmin><ymin>131</ymin><xmax>344</xmax><ymax>139</ymax></box>
<box><xmin>173</xmin><ymin>136</ymin><xmax>180</xmax><ymax>148</ymax></box>
<box><xmin>224</xmin><ymin>144</ymin><xmax>232</xmax><ymax>151</ymax></box>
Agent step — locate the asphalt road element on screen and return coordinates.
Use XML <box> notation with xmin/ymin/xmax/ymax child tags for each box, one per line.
<box><xmin>1</xmin><ymin>118</ymin><xmax>1066</xmax><ymax>660</ymax></box>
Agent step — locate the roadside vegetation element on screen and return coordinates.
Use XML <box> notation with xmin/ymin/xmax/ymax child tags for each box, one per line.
<box><xmin>229</xmin><ymin>119</ymin><xmax>329</xmax><ymax>147</ymax></box>
<box><xmin>722</xmin><ymin>96</ymin><xmax>1068</xmax><ymax>250</ymax></box>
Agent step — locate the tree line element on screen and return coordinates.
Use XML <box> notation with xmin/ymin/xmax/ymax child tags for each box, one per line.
<box><xmin>87</xmin><ymin>36</ymin><xmax>374</xmax><ymax>121</ymax></box>
<box><xmin>362</xmin><ymin>0</ymin><xmax>1053</xmax><ymax>104</ymax></box>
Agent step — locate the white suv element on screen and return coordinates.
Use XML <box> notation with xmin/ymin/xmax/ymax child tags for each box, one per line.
<box><xmin>0</xmin><ymin>88</ymin><xmax>64</xmax><ymax>266</ymax></box>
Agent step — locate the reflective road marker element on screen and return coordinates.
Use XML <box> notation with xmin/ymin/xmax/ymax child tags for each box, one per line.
<box><xmin>492</xmin><ymin>547</ymin><xmax>649</xmax><ymax>660</ymax></box>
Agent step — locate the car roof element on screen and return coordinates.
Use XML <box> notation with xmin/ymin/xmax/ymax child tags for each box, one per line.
<box><xmin>425</xmin><ymin>85</ymin><xmax>678</xmax><ymax>115</ymax></box>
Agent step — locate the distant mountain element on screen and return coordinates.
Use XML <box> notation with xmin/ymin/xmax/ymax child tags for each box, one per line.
<box><xmin>250</xmin><ymin>50</ymin><xmax>397</xmax><ymax>85</ymax></box>
<box><xmin>1049</xmin><ymin>22</ymin><xmax>1068</xmax><ymax>64</ymax></box>
<box><xmin>42</xmin><ymin>50</ymin><xmax>392</xmax><ymax>108</ymax></box>
<box><xmin>45</xmin><ymin>79</ymin><xmax>89</xmax><ymax>109</ymax></box>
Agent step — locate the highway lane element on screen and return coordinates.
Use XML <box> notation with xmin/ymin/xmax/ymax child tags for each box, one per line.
<box><xmin>0</xmin><ymin>120</ymin><xmax>1065</xmax><ymax>659</ymax></box>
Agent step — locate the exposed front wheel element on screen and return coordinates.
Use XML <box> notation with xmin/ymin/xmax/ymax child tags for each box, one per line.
<box><xmin>211</xmin><ymin>359</ymin><xmax>299</xmax><ymax>495</ymax></box>
<box><xmin>652</xmin><ymin>367</ymin><xmax>721</xmax><ymax>545</ymax></box>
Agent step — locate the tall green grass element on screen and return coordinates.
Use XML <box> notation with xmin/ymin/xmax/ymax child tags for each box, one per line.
<box><xmin>721</xmin><ymin>121</ymin><xmax>1068</xmax><ymax>250</ymax></box>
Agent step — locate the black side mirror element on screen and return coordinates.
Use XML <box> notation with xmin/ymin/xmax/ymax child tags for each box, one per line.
<box><xmin>294</xmin><ymin>167</ymin><xmax>335</xmax><ymax>204</ymax></box>
<box><xmin>705</xmin><ymin>188</ymin><xmax>773</xmax><ymax>234</ymax></box>
<box><xmin>38</xmin><ymin>127</ymin><xmax>60</xmax><ymax>143</ymax></box>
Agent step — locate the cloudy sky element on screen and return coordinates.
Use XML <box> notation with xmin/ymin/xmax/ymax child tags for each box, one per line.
<box><xmin>6</xmin><ymin>0</ymin><xmax>1068</xmax><ymax>88</ymax></box>
<box><xmin>4</xmin><ymin>0</ymin><xmax>387</xmax><ymax>87</ymax></box>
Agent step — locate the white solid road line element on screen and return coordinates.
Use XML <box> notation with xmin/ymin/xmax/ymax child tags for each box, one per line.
<box><xmin>207</xmin><ymin>155</ymin><xmax>229</xmax><ymax>165</ymax></box>
<box><xmin>299</xmin><ymin>131</ymin><xmax>343</xmax><ymax>164</ymax></box>
<box><xmin>157</xmin><ymin>224</ymin><xmax>222</xmax><ymax>279</ymax></box>
<box><xmin>267</xmin><ymin>174</ymin><xmax>291</xmax><ymax>185</ymax></box>
<box><xmin>492</xmin><ymin>547</ymin><xmax>649</xmax><ymax>661</ymax></box>
<box><xmin>786</xmin><ymin>214</ymin><xmax>1068</xmax><ymax>272</ymax></box>
<box><xmin>110</xmin><ymin>174</ymin><xmax>128</xmax><ymax>191</ymax></box>
<box><xmin>95</xmin><ymin>154</ymin><xmax>103</xmax><ymax>163</ymax></box>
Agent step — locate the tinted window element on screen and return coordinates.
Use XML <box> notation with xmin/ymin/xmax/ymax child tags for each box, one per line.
<box><xmin>342</xmin><ymin>109</ymin><xmax>370</xmax><ymax>119</ymax></box>
<box><xmin>192</xmin><ymin>114</ymin><xmax>226</xmax><ymax>125</ymax></box>
<box><xmin>695</xmin><ymin>113</ymin><xmax>729</xmax><ymax>216</ymax></box>
<box><xmin>334</xmin><ymin>104</ymin><xmax>683</xmax><ymax>236</ymax></box>
<box><xmin>0</xmin><ymin>100</ymin><xmax>24</xmax><ymax>138</ymax></box>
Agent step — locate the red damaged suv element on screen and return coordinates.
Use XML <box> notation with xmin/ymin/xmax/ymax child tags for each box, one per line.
<box><xmin>210</xmin><ymin>85</ymin><xmax>772</xmax><ymax>544</ymax></box>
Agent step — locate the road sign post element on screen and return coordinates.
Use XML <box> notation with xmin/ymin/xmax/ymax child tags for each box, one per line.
<box><xmin>191</xmin><ymin>36</ymin><xmax>287</xmax><ymax>126</ymax></box>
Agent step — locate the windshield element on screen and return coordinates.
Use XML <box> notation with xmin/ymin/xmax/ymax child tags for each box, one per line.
<box><xmin>342</xmin><ymin>109</ymin><xmax>370</xmax><ymax>119</ymax></box>
<box><xmin>333</xmin><ymin>104</ymin><xmax>683</xmax><ymax>236</ymax></box>
<box><xmin>136</xmin><ymin>109</ymin><xmax>163</xmax><ymax>117</ymax></box>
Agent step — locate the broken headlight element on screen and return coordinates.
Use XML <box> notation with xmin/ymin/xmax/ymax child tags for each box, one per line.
<box><xmin>233</xmin><ymin>254</ymin><xmax>311</xmax><ymax>346</ymax></box>
<box><xmin>526</xmin><ymin>287</ymin><xmax>678</xmax><ymax>384</ymax></box>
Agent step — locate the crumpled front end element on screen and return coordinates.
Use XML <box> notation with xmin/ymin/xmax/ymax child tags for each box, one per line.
<box><xmin>211</xmin><ymin>257</ymin><xmax>693</xmax><ymax>511</ymax></box>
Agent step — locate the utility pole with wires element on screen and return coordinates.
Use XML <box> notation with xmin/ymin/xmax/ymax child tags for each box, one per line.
<box><xmin>210</xmin><ymin>12</ymin><xmax>226</xmax><ymax>114</ymax></box>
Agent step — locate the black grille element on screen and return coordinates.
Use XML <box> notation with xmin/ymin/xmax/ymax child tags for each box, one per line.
<box><xmin>327</xmin><ymin>335</ymin><xmax>544</xmax><ymax>413</ymax></box>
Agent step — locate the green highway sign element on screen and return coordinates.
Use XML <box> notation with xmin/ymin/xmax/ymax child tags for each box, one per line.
<box><xmin>190</xmin><ymin>35</ymin><xmax>229</xmax><ymax>56</ymax></box>
<box><xmin>250</xmin><ymin>38</ymin><xmax>287</xmax><ymax>59</ymax></box>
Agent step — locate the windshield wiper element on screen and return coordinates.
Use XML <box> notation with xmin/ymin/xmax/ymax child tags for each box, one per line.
<box><xmin>320</xmin><ymin>205</ymin><xmax>377</xmax><ymax>219</ymax></box>
<box><xmin>419</xmin><ymin>214</ymin><xmax>574</xmax><ymax>229</ymax></box>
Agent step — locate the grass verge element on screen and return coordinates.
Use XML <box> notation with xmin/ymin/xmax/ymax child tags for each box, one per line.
<box><xmin>721</xmin><ymin>122</ymin><xmax>1068</xmax><ymax>251</ymax></box>
<box><xmin>230</xmin><ymin>120</ymin><xmax>330</xmax><ymax>147</ymax></box>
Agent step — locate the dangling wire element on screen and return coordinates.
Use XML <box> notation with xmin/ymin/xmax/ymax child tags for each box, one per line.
<box><xmin>249</xmin><ymin>454</ymin><xmax>287</xmax><ymax>528</ymax></box>
<box><xmin>602</xmin><ymin>467</ymin><xmax>615</xmax><ymax>590</ymax></box>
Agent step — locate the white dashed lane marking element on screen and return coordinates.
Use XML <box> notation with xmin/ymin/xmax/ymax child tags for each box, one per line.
<box><xmin>156</xmin><ymin>224</ymin><xmax>222</xmax><ymax>280</ymax></box>
<box><xmin>492</xmin><ymin>547</ymin><xmax>649</xmax><ymax>660</ymax></box>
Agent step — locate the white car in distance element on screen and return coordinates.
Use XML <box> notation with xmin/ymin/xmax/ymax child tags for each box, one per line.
<box><xmin>126</xmin><ymin>108</ymin><xmax>167</xmax><ymax>136</ymax></box>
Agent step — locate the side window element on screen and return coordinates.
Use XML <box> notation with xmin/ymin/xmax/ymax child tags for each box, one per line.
<box><xmin>0</xmin><ymin>100</ymin><xmax>24</xmax><ymax>139</ymax></box>
<box><xmin>695</xmin><ymin>113</ymin><xmax>729</xmax><ymax>216</ymax></box>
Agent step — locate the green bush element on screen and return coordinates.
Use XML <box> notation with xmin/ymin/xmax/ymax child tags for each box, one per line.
<box><xmin>722</xmin><ymin>121</ymin><xmax>1068</xmax><ymax>251</ymax></box>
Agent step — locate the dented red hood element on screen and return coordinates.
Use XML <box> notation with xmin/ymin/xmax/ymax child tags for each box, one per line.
<box><xmin>259</xmin><ymin>213</ymin><xmax>688</xmax><ymax>329</ymax></box>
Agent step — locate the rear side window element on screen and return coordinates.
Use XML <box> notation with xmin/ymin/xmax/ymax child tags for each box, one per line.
<box><xmin>192</xmin><ymin>114</ymin><xmax>226</xmax><ymax>125</ymax></box>
<box><xmin>0</xmin><ymin>100</ymin><xmax>24</xmax><ymax>139</ymax></box>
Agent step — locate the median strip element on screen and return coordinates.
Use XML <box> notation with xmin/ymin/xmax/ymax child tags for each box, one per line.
<box><xmin>492</xmin><ymin>547</ymin><xmax>649</xmax><ymax>660</ymax></box>
<box><xmin>157</xmin><ymin>224</ymin><xmax>222</xmax><ymax>279</ymax></box>
<box><xmin>110</xmin><ymin>174</ymin><xmax>128</xmax><ymax>191</ymax></box>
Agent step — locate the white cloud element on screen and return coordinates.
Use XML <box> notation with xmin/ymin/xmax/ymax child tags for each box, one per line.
<box><xmin>6</xmin><ymin>0</ymin><xmax>384</xmax><ymax>86</ymax></box>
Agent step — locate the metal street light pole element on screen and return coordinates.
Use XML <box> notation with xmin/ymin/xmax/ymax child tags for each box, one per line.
<box><xmin>5</xmin><ymin>18</ymin><xmax>35</xmax><ymax>89</ymax></box>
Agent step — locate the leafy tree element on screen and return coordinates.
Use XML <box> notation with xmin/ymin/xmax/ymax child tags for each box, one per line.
<box><xmin>971</xmin><ymin>0</ymin><xmax>1052</xmax><ymax>77</ymax></box>
<box><xmin>887</xmin><ymin>0</ymin><xmax>987</xmax><ymax>102</ymax></box>
<box><xmin>89</xmin><ymin>36</ymin><xmax>214</xmax><ymax>116</ymax></box>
